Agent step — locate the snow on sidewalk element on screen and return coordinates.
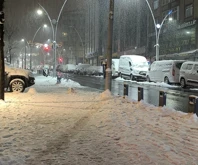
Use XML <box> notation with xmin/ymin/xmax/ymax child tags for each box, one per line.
<box><xmin>0</xmin><ymin>84</ymin><xmax>198</xmax><ymax>164</ymax></box>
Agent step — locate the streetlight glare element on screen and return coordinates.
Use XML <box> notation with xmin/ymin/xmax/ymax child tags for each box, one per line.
<box><xmin>43</xmin><ymin>24</ymin><xmax>47</xmax><ymax>28</ymax></box>
<box><xmin>169</xmin><ymin>17</ymin><xmax>173</xmax><ymax>21</ymax></box>
<box><xmin>21</xmin><ymin>39</ymin><xmax>25</xmax><ymax>42</ymax></box>
<box><xmin>156</xmin><ymin>24</ymin><xmax>161</xmax><ymax>29</ymax></box>
<box><xmin>44</xmin><ymin>44</ymin><xmax>49</xmax><ymax>47</ymax></box>
<box><xmin>37</xmin><ymin>9</ymin><xmax>43</xmax><ymax>15</ymax></box>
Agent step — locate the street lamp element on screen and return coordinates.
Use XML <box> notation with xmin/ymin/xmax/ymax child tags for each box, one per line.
<box><xmin>21</xmin><ymin>38</ymin><xmax>30</xmax><ymax>69</ymax></box>
<box><xmin>30</xmin><ymin>24</ymin><xmax>47</xmax><ymax>70</ymax></box>
<box><xmin>37</xmin><ymin>0</ymin><xmax>68</xmax><ymax>76</ymax></box>
<box><xmin>69</xmin><ymin>26</ymin><xmax>85</xmax><ymax>63</ymax></box>
<box><xmin>146</xmin><ymin>0</ymin><xmax>172</xmax><ymax>61</ymax></box>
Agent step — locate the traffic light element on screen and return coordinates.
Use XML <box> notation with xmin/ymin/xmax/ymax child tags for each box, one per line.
<box><xmin>43</xmin><ymin>44</ymin><xmax>50</xmax><ymax>52</ymax></box>
<box><xmin>59</xmin><ymin>57</ymin><xmax>63</xmax><ymax>63</ymax></box>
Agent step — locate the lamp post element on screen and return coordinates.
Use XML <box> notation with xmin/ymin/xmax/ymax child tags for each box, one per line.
<box><xmin>146</xmin><ymin>0</ymin><xmax>172</xmax><ymax>61</ymax></box>
<box><xmin>21</xmin><ymin>38</ymin><xmax>30</xmax><ymax>69</ymax></box>
<box><xmin>105</xmin><ymin>0</ymin><xmax>114</xmax><ymax>91</ymax></box>
<box><xmin>38</xmin><ymin>0</ymin><xmax>68</xmax><ymax>76</ymax></box>
<box><xmin>30</xmin><ymin>24</ymin><xmax>47</xmax><ymax>70</ymax></box>
<box><xmin>69</xmin><ymin>26</ymin><xmax>85</xmax><ymax>63</ymax></box>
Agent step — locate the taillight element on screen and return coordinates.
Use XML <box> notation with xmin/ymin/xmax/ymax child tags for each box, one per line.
<box><xmin>172</xmin><ymin>68</ymin><xmax>175</xmax><ymax>76</ymax></box>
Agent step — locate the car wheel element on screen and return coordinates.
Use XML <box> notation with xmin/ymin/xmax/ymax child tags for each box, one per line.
<box><xmin>146</xmin><ymin>75</ymin><xmax>150</xmax><ymax>82</ymax></box>
<box><xmin>10</xmin><ymin>79</ymin><xmax>25</xmax><ymax>92</ymax></box>
<box><xmin>180</xmin><ymin>78</ymin><xmax>186</xmax><ymax>88</ymax></box>
<box><xmin>164</xmin><ymin>77</ymin><xmax>170</xmax><ymax>84</ymax></box>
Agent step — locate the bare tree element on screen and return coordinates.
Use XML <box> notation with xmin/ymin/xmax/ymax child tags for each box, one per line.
<box><xmin>4</xmin><ymin>23</ymin><xmax>19</xmax><ymax>63</ymax></box>
<box><xmin>0</xmin><ymin>0</ymin><xmax>5</xmax><ymax>100</ymax></box>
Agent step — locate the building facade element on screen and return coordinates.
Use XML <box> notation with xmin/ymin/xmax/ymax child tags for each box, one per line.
<box><xmin>148</xmin><ymin>0</ymin><xmax>198</xmax><ymax>61</ymax></box>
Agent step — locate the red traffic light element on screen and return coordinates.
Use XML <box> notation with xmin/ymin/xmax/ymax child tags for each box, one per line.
<box><xmin>59</xmin><ymin>57</ymin><xmax>63</xmax><ymax>63</ymax></box>
<box><xmin>43</xmin><ymin>44</ymin><xmax>50</xmax><ymax>52</ymax></box>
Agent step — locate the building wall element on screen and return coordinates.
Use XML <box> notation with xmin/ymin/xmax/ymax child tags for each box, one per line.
<box><xmin>147</xmin><ymin>0</ymin><xmax>198</xmax><ymax>61</ymax></box>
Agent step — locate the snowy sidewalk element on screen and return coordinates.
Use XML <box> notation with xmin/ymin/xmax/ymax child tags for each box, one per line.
<box><xmin>0</xmin><ymin>76</ymin><xmax>198</xmax><ymax>164</ymax></box>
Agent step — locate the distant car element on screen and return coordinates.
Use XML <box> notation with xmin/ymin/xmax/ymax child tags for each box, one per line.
<box><xmin>86</xmin><ymin>66</ymin><xmax>103</xmax><ymax>76</ymax></box>
<box><xmin>5</xmin><ymin>63</ymin><xmax>35</xmax><ymax>92</ymax></box>
<box><xmin>74</xmin><ymin>64</ymin><xmax>91</xmax><ymax>75</ymax></box>
<box><xmin>180</xmin><ymin>61</ymin><xmax>198</xmax><ymax>88</ymax></box>
<box><xmin>146</xmin><ymin>60</ymin><xmax>185</xmax><ymax>84</ymax></box>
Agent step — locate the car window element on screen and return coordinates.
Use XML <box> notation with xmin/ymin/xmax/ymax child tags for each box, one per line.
<box><xmin>187</xmin><ymin>64</ymin><xmax>193</xmax><ymax>70</ymax></box>
<box><xmin>194</xmin><ymin>64</ymin><xmax>198</xmax><ymax>71</ymax></box>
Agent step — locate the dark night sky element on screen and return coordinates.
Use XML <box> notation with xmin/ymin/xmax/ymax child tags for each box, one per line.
<box><xmin>4</xmin><ymin>0</ymin><xmax>85</xmax><ymax>42</ymax></box>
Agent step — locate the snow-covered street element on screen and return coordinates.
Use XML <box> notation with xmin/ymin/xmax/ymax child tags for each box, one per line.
<box><xmin>0</xmin><ymin>76</ymin><xmax>198</xmax><ymax>165</ymax></box>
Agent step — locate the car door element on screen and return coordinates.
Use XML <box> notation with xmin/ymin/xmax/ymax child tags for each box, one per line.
<box><xmin>149</xmin><ymin>62</ymin><xmax>156</xmax><ymax>81</ymax></box>
<box><xmin>185</xmin><ymin>64</ymin><xmax>193</xmax><ymax>84</ymax></box>
<box><xmin>191</xmin><ymin>64</ymin><xmax>198</xmax><ymax>84</ymax></box>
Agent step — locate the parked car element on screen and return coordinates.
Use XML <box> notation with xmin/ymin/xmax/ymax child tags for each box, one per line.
<box><xmin>86</xmin><ymin>66</ymin><xmax>103</xmax><ymax>76</ymax></box>
<box><xmin>74</xmin><ymin>64</ymin><xmax>91</xmax><ymax>75</ymax></box>
<box><xmin>180</xmin><ymin>61</ymin><xmax>198</xmax><ymax>88</ymax></box>
<box><xmin>118</xmin><ymin>55</ymin><xmax>149</xmax><ymax>80</ymax></box>
<box><xmin>146</xmin><ymin>60</ymin><xmax>185</xmax><ymax>84</ymax></box>
<box><xmin>112</xmin><ymin>59</ymin><xmax>119</xmax><ymax>77</ymax></box>
<box><xmin>5</xmin><ymin>63</ymin><xmax>35</xmax><ymax>92</ymax></box>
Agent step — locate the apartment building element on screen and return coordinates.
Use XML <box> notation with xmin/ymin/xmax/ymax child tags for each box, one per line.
<box><xmin>148</xmin><ymin>0</ymin><xmax>198</xmax><ymax>61</ymax></box>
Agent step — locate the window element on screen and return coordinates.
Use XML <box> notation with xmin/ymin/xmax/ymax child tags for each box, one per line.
<box><xmin>162</xmin><ymin>0</ymin><xmax>170</xmax><ymax>6</ymax></box>
<box><xmin>154</xmin><ymin>0</ymin><xmax>159</xmax><ymax>10</ymax></box>
<box><xmin>194</xmin><ymin>64</ymin><xmax>198</xmax><ymax>71</ymax></box>
<box><xmin>187</xmin><ymin>64</ymin><xmax>193</xmax><ymax>70</ymax></box>
<box><xmin>171</xmin><ymin>7</ymin><xmax>179</xmax><ymax>21</ymax></box>
<box><xmin>185</xmin><ymin>4</ymin><xmax>193</xmax><ymax>18</ymax></box>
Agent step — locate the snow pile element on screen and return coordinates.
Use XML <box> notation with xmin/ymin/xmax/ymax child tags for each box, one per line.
<box><xmin>27</xmin><ymin>88</ymin><xmax>37</xmax><ymax>94</ymax></box>
<box><xmin>99</xmin><ymin>89</ymin><xmax>113</xmax><ymax>101</ymax></box>
<box><xmin>0</xmin><ymin>76</ymin><xmax>198</xmax><ymax>164</ymax></box>
<box><xmin>67</xmin><ymin>88</ymin><xmax>77</xmax><ymax>94</ymax></box>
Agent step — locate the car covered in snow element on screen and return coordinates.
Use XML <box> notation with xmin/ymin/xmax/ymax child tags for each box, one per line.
<box><xmin>86</xmin><ymin>66</ymin><xmax>103</xmax><ymax>76</ymax></box>
<box><xmin>5</xmin><ymin>63</ymin><xmax>35</xmax><ymax>92</ymax></box>
<box><xmin>74</xmin><ymin>64</ymin><xmax>91</xmax><ymax>75</ymax></box>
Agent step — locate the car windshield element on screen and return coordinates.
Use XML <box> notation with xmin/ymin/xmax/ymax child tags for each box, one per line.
<box><xmin>134</xmin><ymin>62</ymin><xmax>148</xmax><ymax>67</ymax></box>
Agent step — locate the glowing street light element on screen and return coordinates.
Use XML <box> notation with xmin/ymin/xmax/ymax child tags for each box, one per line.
<box><xmin>37</xmin><ymin>0</ymin><xmax>68</xmax><ymax>76</ymax></box>
<box><xmin>37</xmin><ymin>9</ymin><xmax>43</xmax><ymax>15</ymax></box>
<box><xmin>146</xmin><ymin>0</ymin><xmax>172</xmax><ymax>61</ymax></box>
<box><xmin>30</xmin><ymin>24</ymin><xmax>48</xmax><ymax>70</ymax></box>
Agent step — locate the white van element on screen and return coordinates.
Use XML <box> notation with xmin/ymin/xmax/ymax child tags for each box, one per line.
<box><xmin>146</xmin><ymin>60</ymin><xmax>185</xmax><ymax>84</ymax></box>
<box><xmin>112</xmin><ymin>59</ymin><xmax>119</xmax><ymax>77</ymax></box>
<box><xmin>180</xmin><ymin>61</ymin><xmax>198</xmax><ymax>88</ymax></box>
<box><xmin>118</xmin><ymin>55</ymin><xmax>149</xmax><ymax>80</ymax></box>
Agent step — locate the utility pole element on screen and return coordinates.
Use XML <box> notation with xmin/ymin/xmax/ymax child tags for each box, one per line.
<box><xmin>0</xmin><ymin>1</ymin><xmax>5</xmax><ymax>100</ymax></box>
<box><xmin>105</xmin><ymin>0</ymin><xmax>114</xmax><ymax>91</ymax></box>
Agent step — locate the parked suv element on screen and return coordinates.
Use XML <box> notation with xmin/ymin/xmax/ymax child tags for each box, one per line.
<box><xmin>180</xmin><ymin>61</ymin><xmax>198</xmax><ymax>88</ymax></box>
<box><xmin>5</xmin><ymin>63</ymin><xmax>35</xmax><ymax>92</ymax></box>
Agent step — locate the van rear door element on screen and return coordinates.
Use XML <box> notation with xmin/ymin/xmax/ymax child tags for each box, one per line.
<box><xmin>174</xmin><ymin>61</ymin><xmax>185</xmax><ymax>82</ymax></box>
